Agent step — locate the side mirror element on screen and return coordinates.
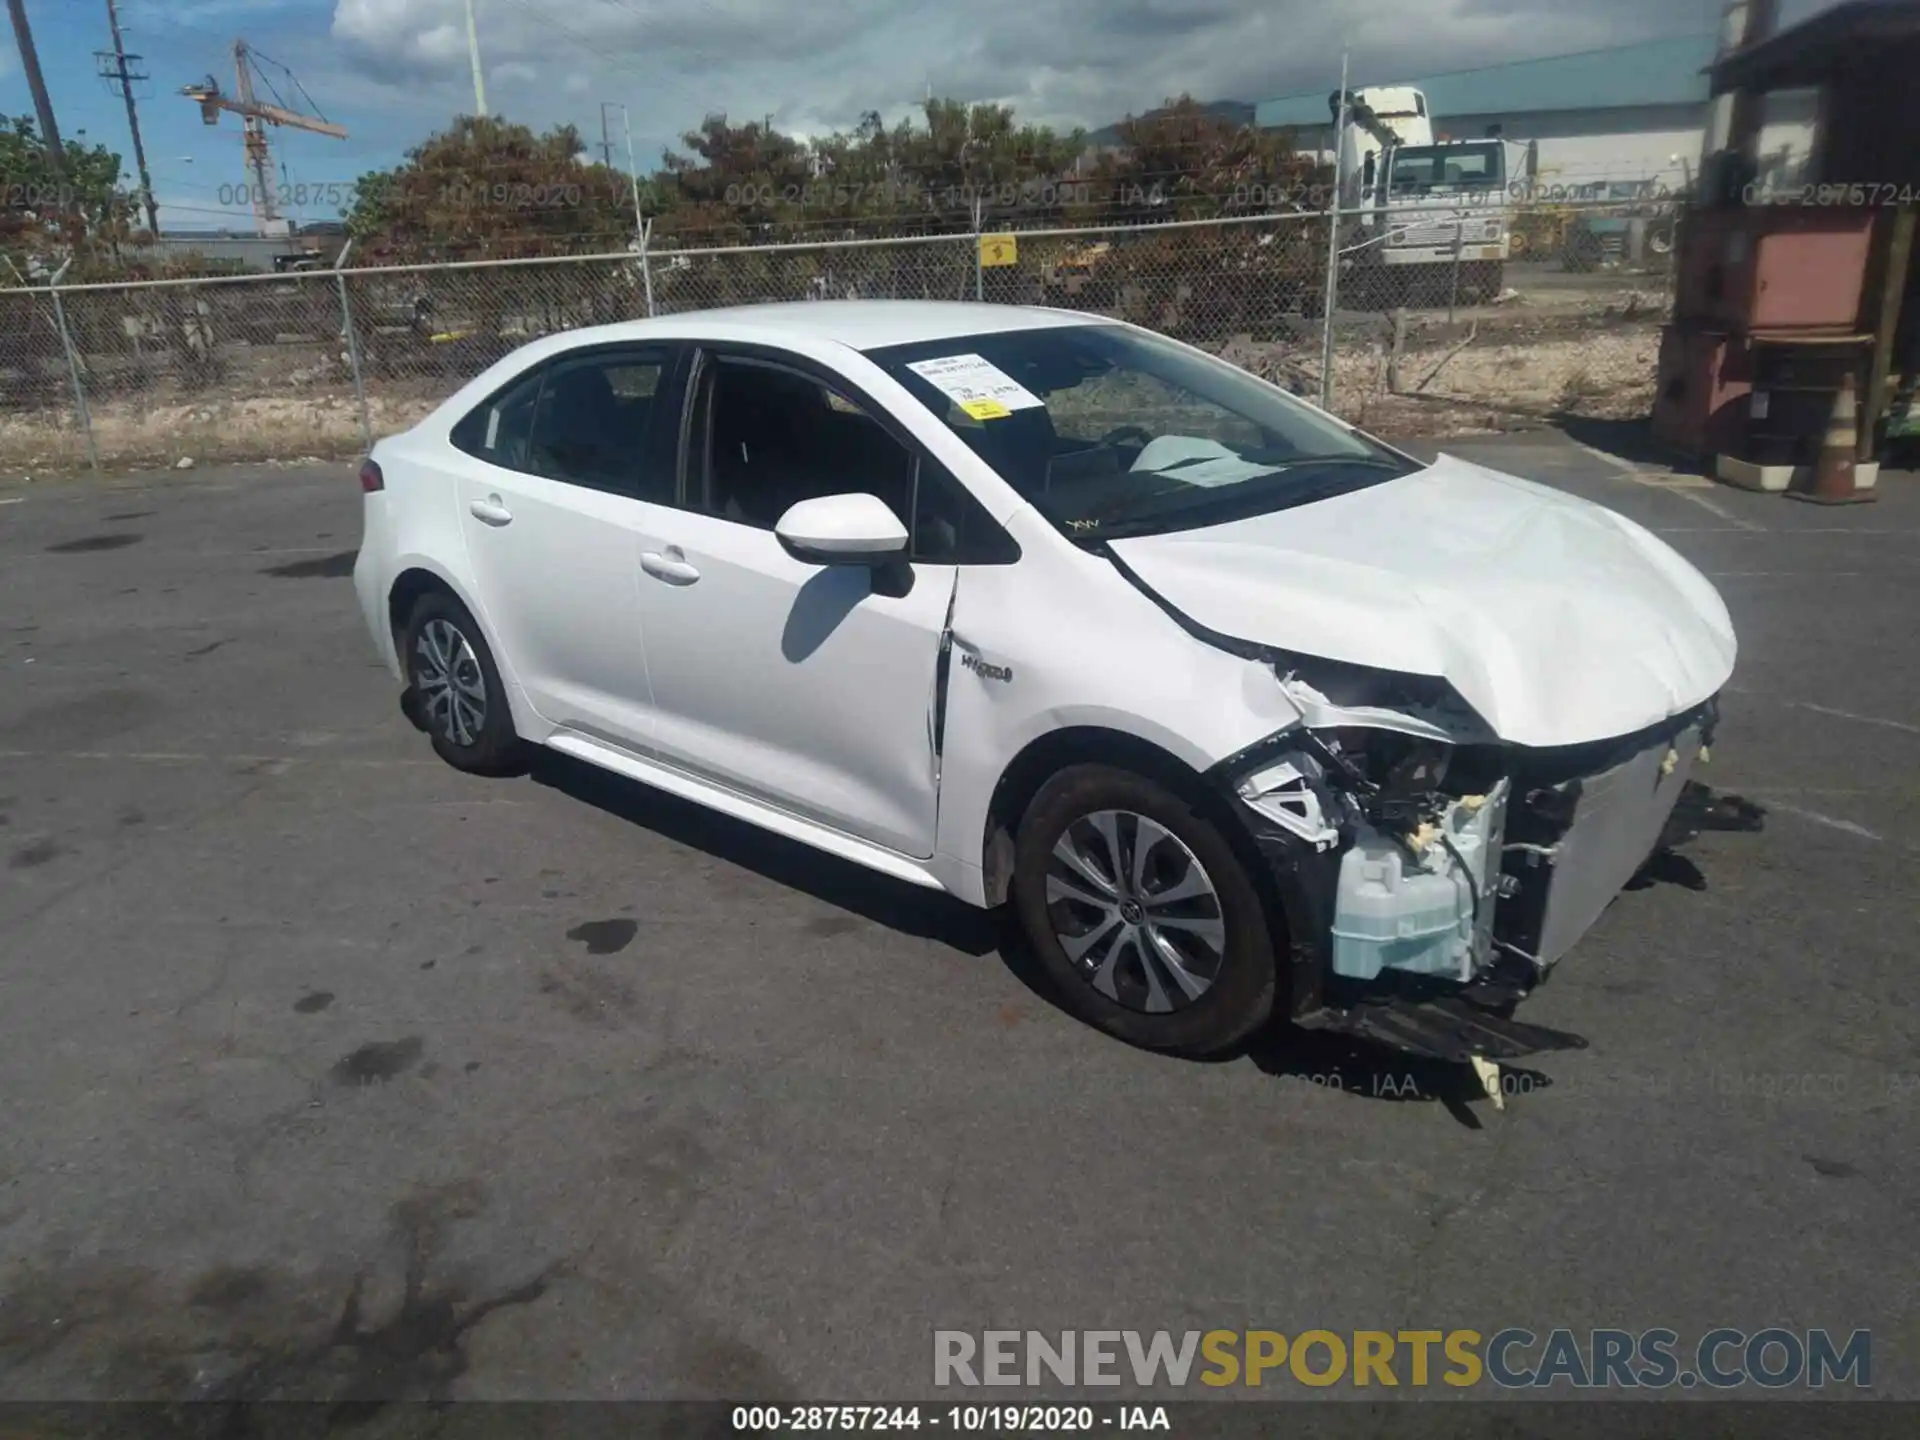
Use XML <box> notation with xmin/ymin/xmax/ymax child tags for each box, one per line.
<box><xmin>775</xmin><ymin>493</ymin><xmax>909</xmax><ymax>567</ymax></box>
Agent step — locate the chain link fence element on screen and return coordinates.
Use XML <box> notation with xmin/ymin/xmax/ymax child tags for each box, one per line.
<box><xmin>0</xmin><ymin>198</ymin><xmax>1676</xmax><ymax>475</ymax></box>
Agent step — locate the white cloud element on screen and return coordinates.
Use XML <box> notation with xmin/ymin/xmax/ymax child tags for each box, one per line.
<box><xmin>322</xmin><ymin>0</ymin><xmax>1845</xmax><ymax>163</ymax></box>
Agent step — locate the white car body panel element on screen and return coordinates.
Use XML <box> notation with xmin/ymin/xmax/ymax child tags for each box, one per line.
<box><xmin>627</xmin><ymin>502</ymin><xmax>955</xmax><ymax>859</ymax></box>
<box><xmin>451</xmin><ymin>461</ymin><xmax>656</xmax><ymax>746</ymax></box>
<box><xmin>930</xmin><ymin>503</ymin><xmax>1307</xmax><ymax>905</ymax></box>
<box><xmin>1108</xmin><ymin>453</ymin><xmax>1736</xmax><ymax>749</ymax></box>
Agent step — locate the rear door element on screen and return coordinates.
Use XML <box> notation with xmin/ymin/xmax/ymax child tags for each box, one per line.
<box><xmin>450</xmin><ymin>344</ymin><xmax>682</xmax><ymax>747</ymax></box>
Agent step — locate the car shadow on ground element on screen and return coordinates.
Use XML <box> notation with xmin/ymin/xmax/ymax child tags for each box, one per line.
<box><xmin>527</xmin><ymin>750</ymin><xmax>1001</xmax><ymax>954</ymax></box>
<box><xmin>531</xmin><ymin>750</ymin><xmax>1510</xmax><ymax>1125</ymax></box>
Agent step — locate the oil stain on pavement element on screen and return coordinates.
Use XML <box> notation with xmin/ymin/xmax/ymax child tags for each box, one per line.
<box><xmin>47</xmin><ymin>534</ymin><xmax>143</xmax><ymax>554</ymax></box>
<box><xmin>329</xmin><ymin>1037</ymin><xmax>424</xmax><ymax>1086</ymax></box>
<box><xmin>8</xmin><ymin>837</ymin><xmax>66</xmax><ymax>870</ymax></box>
<box><xmin>566</xmin><ymin>919</ymin><xmax>638</xmax><ymax>955</ymax></box>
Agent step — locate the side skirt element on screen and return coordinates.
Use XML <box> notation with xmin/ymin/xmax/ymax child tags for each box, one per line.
<box><xmin>544</xmin><ymin>732</ymin><xmax>950</xmax><ymax>893</ymax></box>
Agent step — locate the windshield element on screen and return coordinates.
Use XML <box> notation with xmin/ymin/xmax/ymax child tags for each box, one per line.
<box><xmin>868</xmin><ymin>325</ymin><xmax>1417</xmax><ymax>540</ymax></box>
<box><xmin>1389</xmin><ymin>142</ymin><xmax>1505</xmax><ymax>196</ymax></box>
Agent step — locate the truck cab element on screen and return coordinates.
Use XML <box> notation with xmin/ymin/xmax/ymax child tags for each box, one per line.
<box><xmin>1366</xmin><ymin>129</ymin><xmax>1536</xmax><ymax>304</ymax></box>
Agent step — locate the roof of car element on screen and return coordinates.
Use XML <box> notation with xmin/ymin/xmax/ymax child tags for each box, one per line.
<box><xmin>595</xmin><ymin>300</ymin><xmax>1107</xmax><ymax>353</ymax></box>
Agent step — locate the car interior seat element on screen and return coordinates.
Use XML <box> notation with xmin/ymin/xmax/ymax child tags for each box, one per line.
<box><xmin>535</xmin><ymin>365</ymin><xmax>629</xmax><ymax>485</ymax></box>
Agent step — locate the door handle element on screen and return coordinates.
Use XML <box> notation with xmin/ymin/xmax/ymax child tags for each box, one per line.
<box><xmin>469</xmin><ymin>496</ymin><xmax>513</xmax><ymax>526</ymax></box>
<box><xmin>641</xmin><ymin>550</ymin><xmax>701</xmax><ymax>585</ymax></box>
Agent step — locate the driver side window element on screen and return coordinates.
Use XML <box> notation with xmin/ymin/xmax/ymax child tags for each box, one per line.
<box><xmin>692</xmin><ymin>358</ymin><xmax>916</xmax><ymax>532</ymax></box>
<box><xmin>684</xmin><ymin>354</ymin><xmax>1016</xmax><ymax>564</ymax></box>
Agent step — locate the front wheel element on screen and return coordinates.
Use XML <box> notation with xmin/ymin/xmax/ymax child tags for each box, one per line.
<box><xmin>402</xmin><ymin>591</ymin><xmax>528</xmax><ymax>776</ymax></box>
<box><xmin>1012</xmin><ymin>765</ymin><xmax>1280</xmax><ymax>1057</ymax></box>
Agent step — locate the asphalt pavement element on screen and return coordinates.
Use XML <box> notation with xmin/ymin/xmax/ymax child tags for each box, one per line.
<box><xmin>1</xmin><ymin>436</ymin><xmax>1916</xmax><ymax>1406</ymax></box>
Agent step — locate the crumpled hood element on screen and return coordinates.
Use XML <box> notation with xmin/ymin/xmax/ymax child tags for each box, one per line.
<box><xmin>1107</xmin><ymin>453</ymin><xmax>1737</xmax><ymax>748</ymax></box>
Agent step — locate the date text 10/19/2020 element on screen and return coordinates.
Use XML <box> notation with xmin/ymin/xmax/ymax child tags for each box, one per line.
<box><xmin>732</xmin><ymin>1407</ymin><xmax>1168</xmax><ymax>1432</ymax></box>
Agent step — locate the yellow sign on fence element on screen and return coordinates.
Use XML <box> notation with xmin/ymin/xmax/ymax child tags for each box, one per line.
<box><xmin>978</xmin><ymin>233</ymin><xmax>1019</xmax><ymax>268</ymax></box>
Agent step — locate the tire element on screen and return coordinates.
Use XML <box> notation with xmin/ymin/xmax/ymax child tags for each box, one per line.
<box><xmin>1011</xmin><ymin>764</ymin><xmax>1279</xmax><ymax>1058</ymax></box>
<box><xmin>401</xmin><ymin>589</ymin><xmax>527</xmax><ymax>776</ymax></box>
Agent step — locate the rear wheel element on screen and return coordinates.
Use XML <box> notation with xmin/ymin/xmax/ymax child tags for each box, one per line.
<box><xmin>402</xmin><ymin>591</ymin><xmax>527</xmax><ymax>776</ymax></box>
<box><xmin>1012</xmin><ymin>764</ymin><xmax>1279</xmax><ymax>1057</ymax></box>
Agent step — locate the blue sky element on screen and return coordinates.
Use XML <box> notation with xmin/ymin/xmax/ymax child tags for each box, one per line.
<box><xmin>2</xmin><ymin>0</ymin><xmax>1838</xmax><ymax>234</ymax></box>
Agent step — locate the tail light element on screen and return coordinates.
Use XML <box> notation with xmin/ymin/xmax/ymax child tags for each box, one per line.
<box><xmin>359</xmin><ymin>459</ymin><xmax>385</xmax><ymax>493</ymax></box>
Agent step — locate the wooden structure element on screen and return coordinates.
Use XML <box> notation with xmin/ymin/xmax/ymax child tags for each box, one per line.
<box><xmin>1651</xmin><ymin>0</ymin><xmax>1920</xmax><ymax>490</ymax></box>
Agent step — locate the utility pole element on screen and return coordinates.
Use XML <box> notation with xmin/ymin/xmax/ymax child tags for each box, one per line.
<box><xmin>462</xmin><ymin>0</ymin><xmax>488</xmax><ymax>118</ymax></box>
<box><xmin>7</xmin><ymin>0</ymin><xmax>67</xmax><ymax>177</ymax></box>
<box><xmin>99</xmin><ymin>0</ymin><xmax>161</xmax><ymax>235</ymax></box>
<box><xmin>619</xmin><ymin>103</ymin><xmax>643</xmax><ymax>241</ymax></box>
<box><xmin>599</xmin><ymin>102</ymin><xmax>616</xmax><ymax>168</ymax></box>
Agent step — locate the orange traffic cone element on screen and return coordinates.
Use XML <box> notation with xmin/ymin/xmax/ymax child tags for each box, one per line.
<box><xmin>1788</xmin><ymin>372</ymin><xmax>1876</xmax><ymax>505</ymax></box>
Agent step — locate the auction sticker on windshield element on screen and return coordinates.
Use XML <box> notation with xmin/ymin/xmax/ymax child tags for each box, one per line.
<box><xmin>906</xmin><ymin>353</ymin><xmax>1046</xmax><ymax>421</ymax></box>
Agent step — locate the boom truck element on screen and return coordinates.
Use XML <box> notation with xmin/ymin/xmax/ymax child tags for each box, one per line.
<box><xmin>1333</xmin><ymin>86</ymin><xmax>1536</xmax><ymax>305</ymax></box>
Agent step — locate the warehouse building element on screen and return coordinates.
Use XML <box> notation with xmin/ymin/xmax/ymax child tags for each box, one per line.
<box><xmin>1253</xmin><ymin>32</ymin><xmax>1818</xmax><ymax>195</ymax></box>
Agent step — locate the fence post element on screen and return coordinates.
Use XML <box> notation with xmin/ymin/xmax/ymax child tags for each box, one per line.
<box><xmin>333</xmin><ymin>239</ymin><xmax>374</xmax><ymax>453</ymax></box>
<box><xmin>641</xmin><ymin>218</ymin><xmax>656</xmax><ymax>317</ymax></box>
<box><xmin>46</xmin><ymin>261</ymin><xmax>100</xmax><ymax>477</ymax></box>
<box><xmin>1318</xmin><ymin>51</ymin><xmax>1350</xmax><ymax>413</ymax></box>
<box><xmin>1448</xmin><ymin>218</ymin><xmax>1463</xmax><ymax>323</ymax></box>
<box><xmin>973</xmin><ymin>195</ymin><xmax>985</xmax><ymax>303</ymax></box>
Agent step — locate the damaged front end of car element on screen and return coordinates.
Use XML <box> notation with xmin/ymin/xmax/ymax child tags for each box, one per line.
<box><xmin>1210</xmin><ymin>654</ymin><xmax>1763</xmax><ymax>1069</ymax></box>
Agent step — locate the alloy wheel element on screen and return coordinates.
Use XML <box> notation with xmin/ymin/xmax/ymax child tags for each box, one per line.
<box><xmin>1045</xmin><ymin>809</ymin><xmax>1227</xmax><ymax>1015</ymax></box>
<box><xmin>413</xmin><ymin>618</ymin><xmax>487</xmax><ymax>747</ymax></box>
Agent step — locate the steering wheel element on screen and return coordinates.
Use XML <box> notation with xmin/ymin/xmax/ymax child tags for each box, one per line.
<box><xmin>1100</xmin><ymin>425</ymin><xmax>1154</xmax><ymax>449</ymax></box>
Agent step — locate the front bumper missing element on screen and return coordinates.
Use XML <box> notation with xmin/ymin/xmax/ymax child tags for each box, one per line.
<box><xmin>1297</xmin><ymin>982</ymin><xmax>1589</xmax><ymax>1065</ymax></box>
<box><xmin>1221</xmin><ymin>699</ymin><xmax>1764</xmax><ymax>1063</ymax></box>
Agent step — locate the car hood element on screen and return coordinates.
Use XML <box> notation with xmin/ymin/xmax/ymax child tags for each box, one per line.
<box><xmin>1106</xmin><ymin>453</ymin><xmax>1737</xmax><ymax>748</ymax></box>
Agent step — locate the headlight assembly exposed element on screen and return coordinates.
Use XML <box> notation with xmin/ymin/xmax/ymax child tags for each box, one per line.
<box><xmin>1236</xmin><ymin>748</ymin><xmax>1350</xmax><ymax>851</ymax></box>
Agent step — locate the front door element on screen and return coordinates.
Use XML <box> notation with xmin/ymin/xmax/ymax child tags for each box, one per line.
<box><xmin>629</xmin><ymin>353</ymin><xmax>953</xmax><ymax>859</ymax></box>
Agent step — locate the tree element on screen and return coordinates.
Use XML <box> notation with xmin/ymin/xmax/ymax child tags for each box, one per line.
<box><xmin>344</xmin><ymin>115</ymin><xmax>638</xmax><ymax>261</ymax></box>
<box><xmin>1053</xmin><ymin>99</ymin><xmax>1332</xmax><ymax>341</ymax></box>
<box><xmin>1</xmin><ymin>115</ymin><xmax>140</xmax><ymax>270</ymax></box>
<box><xmin>656</xmin><ymin>112</ymin><xmax>813</xmax><ymax>239</ymax></box>
<box><xmin>1087</xmin><ymin>95</ymin><xmax>1319</xmax><ymax>223</ymax></box>
<box><xmin>649</xmin><ymin>101</ymin><xmax>1087</xmax><ymax>245</ymax></box>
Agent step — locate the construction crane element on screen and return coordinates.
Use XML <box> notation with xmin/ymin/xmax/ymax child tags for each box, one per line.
<box><xmin>182</xmin><ymin>41</ymin><xmax>347</xmax><ymax>238</ymax></box>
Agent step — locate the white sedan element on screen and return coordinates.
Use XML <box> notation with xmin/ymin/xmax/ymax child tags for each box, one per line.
<box><xmin>352</xmin><ymin>301</ymin><xmax>1737</xmax><ymax>1060</ymax></box>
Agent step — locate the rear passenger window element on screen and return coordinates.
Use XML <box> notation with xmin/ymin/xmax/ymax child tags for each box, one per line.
<box><xmin>451</xmin><ymin>370</ymin><xmax>541</xmax><ymax>471</ymax></box>
<box><xmin>527</xmin><ymin>352</ymin><xmax>667</xmax><ymax>495</ymax></box>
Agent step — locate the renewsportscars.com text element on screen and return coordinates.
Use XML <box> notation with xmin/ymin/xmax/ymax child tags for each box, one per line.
<box><xmin>933</xmin><ymin>1328</ymin><xmax>1871</xmax><ymax>1390</ymax></box>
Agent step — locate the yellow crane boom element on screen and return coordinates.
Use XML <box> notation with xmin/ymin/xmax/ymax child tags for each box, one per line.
<box><xmin>182</xmin><ymin>40</ymin><xmax>346</xmax><ymax>237</ymax></box>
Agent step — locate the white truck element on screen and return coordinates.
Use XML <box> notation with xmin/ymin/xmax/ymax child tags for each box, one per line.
<box><xmin>1333</xmin><ymin>86</ymin><xmax>1534</xmax><ymax>305</ymax></box>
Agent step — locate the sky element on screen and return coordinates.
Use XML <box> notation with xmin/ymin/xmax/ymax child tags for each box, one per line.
<box><xmin>0</xmin><ymin>0</ymin><xmax>1841</xmax><ymax>232</ymax></box>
